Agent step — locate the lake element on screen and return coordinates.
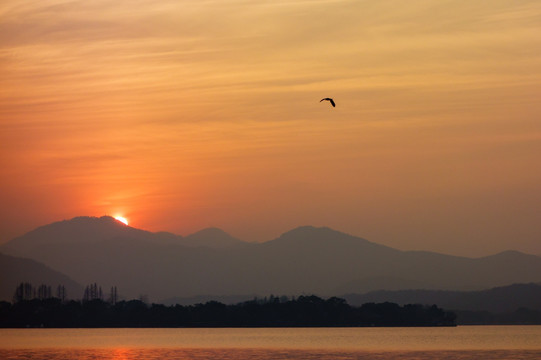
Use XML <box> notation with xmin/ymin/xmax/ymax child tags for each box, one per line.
<box><xmin>1</xmin><ymin>326</ymin><xmax>540</xmax><ymax>359</ymax></box>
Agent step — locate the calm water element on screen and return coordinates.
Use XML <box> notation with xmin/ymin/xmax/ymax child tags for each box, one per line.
<box><xmin>1</xmin><ymin>326</ymin><xmax>540</xmax><ymax>359</ymax></box>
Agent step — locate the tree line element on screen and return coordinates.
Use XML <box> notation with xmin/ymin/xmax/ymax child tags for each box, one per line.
<box><xmin>13</xmin><ymin>283</ymin><xmax>67</xmax><ymax>302</ymax></box>
<box><xmin>0</xmin><ymin>293</ymin><xmax>456</xmax><ymax>328</ymax></box>
<box><xmin>12</xmin><ymin>282</ymin><xmax>118</xmax><ymax>304</ymax></box>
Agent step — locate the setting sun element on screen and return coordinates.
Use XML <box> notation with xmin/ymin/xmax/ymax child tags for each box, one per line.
<box><xmin>114</xmin><ymin>216</ymin><xmax>128</xmax><ymax>226</ymax></box>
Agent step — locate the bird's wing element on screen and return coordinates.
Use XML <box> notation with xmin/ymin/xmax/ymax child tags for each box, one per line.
<box><xmin>329</xmin><ymin>99</ymin><xmax>335</xmax><ymax>107</ymax></box>
<box><xmin>320</xmin><ymin>98</ymin><xmax>326</xmax><ymax>102</ymax></box>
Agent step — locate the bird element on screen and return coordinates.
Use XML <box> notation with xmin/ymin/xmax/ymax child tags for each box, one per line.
<box><xmin>320</xmin><ymin>98</ymin><xmax>335</xmax><ymax>107</ymax></box>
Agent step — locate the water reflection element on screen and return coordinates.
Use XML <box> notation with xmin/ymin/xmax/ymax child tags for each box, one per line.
<box><xmin>2</xmin><ymin>348</ymin><xmax>541</xmax><ymax>360</ymax></box>
<box><xmin>112</xmin><ymin>348</ymin><xmax>130</xmax><ymax>360</ymax></box>
<box><xmin>1</xmin><ymin>327</ymin><xmax>541</xmax><ymax>359</ymax></box>
<box><xmin>2</xmin><ymin>327</ymin><xmax>541</xmax><ymax>351</ymax></box>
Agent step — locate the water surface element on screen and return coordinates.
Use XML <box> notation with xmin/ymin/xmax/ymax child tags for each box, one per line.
<box><xmin>1</xmin><ymin>326</ymin><xmax>540</xmax><ymax>359</ymax></box>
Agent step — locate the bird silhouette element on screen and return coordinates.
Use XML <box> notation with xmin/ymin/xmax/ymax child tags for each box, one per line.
<box><xmin>320</xmin><ymin>98</ymin><xmax>335</xmax><ymax>107</ymax></box>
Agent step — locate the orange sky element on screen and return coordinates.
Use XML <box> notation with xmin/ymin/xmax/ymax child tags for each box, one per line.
<box><xmin>1</xmin><ymin>0</ymin><xmax>540</xmax><ymax>256</ymax></box>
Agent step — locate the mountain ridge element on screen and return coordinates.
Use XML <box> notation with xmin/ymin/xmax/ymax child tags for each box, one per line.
<box><xmin>2</xmin><ymin>216</ymin><xmax>540</xmax><ymax>302</ymax></box>
<box><xmin>343</xmin><ymin>282</ymin><xmax>541</xmax><ymax>313</ymax></box>
<box><xmin>3</xmin><ymin>216</ymin><xmax>245</xmax><ymax>250</ymax></box>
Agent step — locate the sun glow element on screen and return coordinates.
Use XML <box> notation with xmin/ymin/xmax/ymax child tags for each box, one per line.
<box><xmin>114</xmin><ymin>216</ymin><xmax>128</xmax><ymax>225</ymax></box>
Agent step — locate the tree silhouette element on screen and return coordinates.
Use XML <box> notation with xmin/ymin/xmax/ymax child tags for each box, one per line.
<box><xmin>83</xmin><ymin>283</ymin><xmax>103</xmax><ymax>302</ymax></box>
<box><xmin>37</xmin><ymin>284</ymin><xmax>51</xmax><ymax>300</ymax></box>
<box><xmin>13</xmin><ymin>282</ymin><xmax>33</xmax><ymax>302</ymax></box>
<box><xmin>109</xmin><ymin>286</ymin><xmax>118</xmax><ymax>305</ymax></box>
<box><xmin>56</xmin><ymin>285</ymin><xmax>67</xmax><ymax>303</ymax></box>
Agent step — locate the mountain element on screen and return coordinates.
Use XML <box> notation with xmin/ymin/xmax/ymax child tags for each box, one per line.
<box><xmin>0</xmin><ymin>253</ymin><xmax>83</xmax><ymax>301</ymax></box>
<box><xmin>2</xmin><ymin>217</ymin><xmax>541</xmax><ymax>302</ymax></box>
<box><xmin>183</xmin><ymin>227</ymin><xmax>245</xmax><ymax>248</ymax></box>
<box><xmin>1</xmin><ymin>216</ymin><xmax>247</xmax><ymax>300</ymax></box>
<box><xmin>342</xmin><ymin>283</ymin><xmax>541</xmax><ymax>313</ymax></box>
<box><xmin>3</xmin><ymin>216</ymin><xmax>153</xmax><ymax>251</ymax></box>
<box><xmin>2</xmin><ymin>216</ymin><xmax>245</xmax><ymax>252</ymax></box>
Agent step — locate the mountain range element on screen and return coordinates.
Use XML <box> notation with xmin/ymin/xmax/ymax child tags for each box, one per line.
<box><xmin>2</xmin><ymin>216</ymin><xmax>541</xmax><ymax>303</ymax></box>
<box><xmin>342</xmin><ymin>283</ymin><xmax>541</xmax><ymax>313</ymax></box>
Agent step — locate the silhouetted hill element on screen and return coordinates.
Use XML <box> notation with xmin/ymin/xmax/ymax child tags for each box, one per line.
<box><xmin>3</xmin><ymin>216</ymin><xmax>151</xmax><ymax>250</ymax></box>
<box><xmin>3</xmin><ymin>216</ymin><xmax>244</xmax><ymax>253</ymax></box>
<box><xmin>159</xmin><ymin>294</ymin><xmax>256</xmax><ymax>306</ymax></box>
<box><xmin>335</xmin><ymin>276</ymin><xmax>434</xmax><ymax>294</ymax></box>
<box><xmin>247</xmin><ymin>226</ymin><xmax>405</xmax><ymax>295</ymax></box>
<box><xmin>2</xmin><ymin>218</ymin><xmax>541</xmax><ymax>302</ymax></box>
<box><xmin>183</xmin><ymin>227</ymin><xmax>245</xmax><ymax>248</ymax></box>
<box><xmin>0</xmin><ymin>253</ymin><xmax>83</xmax><ymax>301</ymax></box>
<box><xmin>343</xmin><ymin>283</ymin><xmax>541</xmax><ymax>313</ymax></box>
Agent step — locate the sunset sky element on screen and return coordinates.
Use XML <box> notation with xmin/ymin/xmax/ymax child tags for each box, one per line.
<box><xmin>1</xmin><ymin>0</ymin><xmax>540</xmax><ymax>257</ymax></box>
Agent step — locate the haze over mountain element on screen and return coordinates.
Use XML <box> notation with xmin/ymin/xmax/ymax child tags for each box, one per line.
<box><xmin>0</xmin><ymin>253</ymin><xmax>83</xmax><ymax>301</ymax></box>
<box><xmin>162</xmin><ymin>283</ymin><xmax>541</xmax><ymax>314</ymax></box>
<box><xmin>2</xmin><ymin>216</ymin><xmax>541</xmax><ymax>302</ymax></box>
<box><xmin>343</xmin><ymin>283</ymin><xmax>541</xmax><ymax>313</ymax></box>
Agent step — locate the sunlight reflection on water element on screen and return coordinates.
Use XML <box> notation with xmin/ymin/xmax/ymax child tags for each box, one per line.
<box><xmin>3</xmin><ymin>327</ymin><xmax>541</xmax><ymax>350</ymax></box>
<box><xmin>2</xmin><ymin>348</ymin><xmax>541</xmax><ymax>360</ymax></box>
<box><xmin>1</xmin><ymin>327</ymin><xmax>541</xmax><ymax>359</ymax></box>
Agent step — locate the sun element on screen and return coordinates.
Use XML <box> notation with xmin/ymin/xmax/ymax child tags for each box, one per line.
<box><xmin>114</xmin><ymin>216</ymin><xmax>129</xmax><ymax>226</ymax></box>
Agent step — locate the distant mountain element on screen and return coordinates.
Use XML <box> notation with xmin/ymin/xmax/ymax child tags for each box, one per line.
<box><xmin>183</xmin><ymin>227</ymin><xmax>245</xmax><ymax>248</ymax></box>
<box><xmin>2</xmin><ymin>216</ymin><xmax>245</xmax><ymax>252</ymax></box>
<box><xmin>161</xmin><ymin>294</ymin><xmax>256</xmax><ymax>306</ymax></box>
<box><xmin>342</xmin><ymin>283</ymin><xmax>541</xmax><ymax>313</ymax></box>
<box><xmin>3</xmin><ymin>216</ymin><xmax>153</xmax><ymax>250</ymax></box>
<box><xmin>0</xmin><ymin>253</ymin><xmax>83</xmax><ymax>301</ymax></box>
<box><xmin>2</xmin><ymin>218</ymin><xmax>541</xmax><ymax>302</ymax></box>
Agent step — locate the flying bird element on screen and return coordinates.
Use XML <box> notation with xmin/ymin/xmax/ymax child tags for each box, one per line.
<box><xmin>320</xmin><ymin>98</ymin><xmax>335</xmax><ymax>107</ymax></box>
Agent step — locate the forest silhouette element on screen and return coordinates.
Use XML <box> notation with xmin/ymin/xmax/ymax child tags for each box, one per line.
<box><xmin>5</xmin><ymin>282</ymin><xmax>540</xmax><ymax>326</ymax></box>
<box><xmin>1</xmin><ymin>293</ymin><xmax>456</xmax><ymax>328</ymax></box>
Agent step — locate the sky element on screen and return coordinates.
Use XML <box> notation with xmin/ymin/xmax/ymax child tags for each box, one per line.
<box><xmin>1</xmin><ymin>0</ymin><xmax>540</xmax><ymax>257</ymax></box>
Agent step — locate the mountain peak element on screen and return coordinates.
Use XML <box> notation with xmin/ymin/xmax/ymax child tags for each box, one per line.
<box><xmin>183</xmin><ymin>227</ymin><xmax>243</xmax><ymax>248</ymax></box>
<box><xmin>276</xmin><ymin>225</ymin><xmax>367</xmax><ymax>245</ymax></box>
<box><xmin>280</xmin><ymin>225</ymin><xmax>345</xmax><ymax>237</ymax></box>
<box><xmin>479</xmin><ymin>250</ymin><xmax>540</xmax><ymax>261</ymax></box>
<box><xmin>2</xmin><ymin>215</ymin><xmax>150</xmax><ymax>252</ymax></box>
<box><xmin>265</xmin><ymin>226</ymin><xmax>401</xmax><ymax>258</ymax></box>
<box><xmin>63</xmin><ymin>215</ymin><xmax>121</xmax><ymax>225</ymax></box>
